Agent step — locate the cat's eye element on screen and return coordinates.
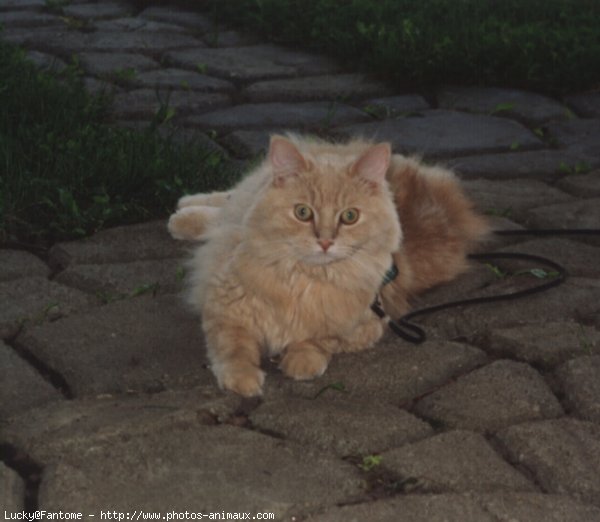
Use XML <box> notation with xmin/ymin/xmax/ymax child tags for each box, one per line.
<box><xmin>340</xmin><ymin>208</ymin><xmax>360</xmax><ymax>225</ymax></box>
<box><xmin>294</xmin><ymin>204</ymin><xmax>313</xmax><ymax>222</ymax></box>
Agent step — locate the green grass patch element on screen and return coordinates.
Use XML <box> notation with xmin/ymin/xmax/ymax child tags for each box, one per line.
<box><xmin>208</xmin><ymin>0</ymin><xmax>600</xmax><ymax>94</ymax></box>
<box><xmin>0</xmin><ymin>39</ymin><xmax>238</xmax><ymax>245</ymax></box>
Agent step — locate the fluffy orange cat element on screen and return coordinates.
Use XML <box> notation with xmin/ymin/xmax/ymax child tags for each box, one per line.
<box><xmin>168</xmin><ymin>135</ymin><xmax>488</xmax><ymax>396</ymax></box>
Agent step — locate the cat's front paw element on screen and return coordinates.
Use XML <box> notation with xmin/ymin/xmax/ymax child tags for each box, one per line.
<box><xmin>214</xmin><ymin>363</ymin><xmax>265</xmax><ymax>397</ymax></box>
<box><xmin>280</xmin><ymin>344</ymin><xmax>329</xmax><ymax>381</ymax></box>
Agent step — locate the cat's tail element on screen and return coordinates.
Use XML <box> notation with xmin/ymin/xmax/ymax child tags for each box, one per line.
<box><xmin>381</xmin><ymin>156</ymin><xmax>490</xmax><ymax>318</ymax></box>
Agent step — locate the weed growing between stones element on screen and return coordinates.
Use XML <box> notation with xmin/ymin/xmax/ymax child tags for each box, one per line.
<box><xmin>0</xmin><ymin>39</ymin><xmax>239</xmax><ymax>246</ymax></box>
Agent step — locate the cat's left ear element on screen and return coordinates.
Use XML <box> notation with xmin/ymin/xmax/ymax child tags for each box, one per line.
<box><xmin>350</xmin><ymin>143</ymin><xmax>391</xmax><ymax>185</ymax></box>
<box><xmin>269</xmin><ymin>136</ymin><xmax>309</xmax><ymax>186</ymax></box>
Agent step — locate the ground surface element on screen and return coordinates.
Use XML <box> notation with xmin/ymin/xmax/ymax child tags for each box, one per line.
<box><xmin>1</xmin><ymin>1</ymin><xmax>600</xmax><ymax>520</ymax></box>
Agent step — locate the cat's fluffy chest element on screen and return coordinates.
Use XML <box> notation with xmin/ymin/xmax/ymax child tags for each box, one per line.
<box><xmin>233</xmin><ymin>260</ymin><xmax>376</xmax><ymax>354</ymax></box>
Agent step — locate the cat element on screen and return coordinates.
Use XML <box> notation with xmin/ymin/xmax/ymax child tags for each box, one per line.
<box><xmin>168</xmin><ymin>135</ymin><xmax>488</xmax><ymax>396</ymax></box>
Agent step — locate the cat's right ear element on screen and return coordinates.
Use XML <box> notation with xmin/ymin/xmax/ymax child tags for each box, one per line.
<box><xmin>269</xmin><ymin>136</ymin><xmax>308</xmax><ymax>187</ymax></box>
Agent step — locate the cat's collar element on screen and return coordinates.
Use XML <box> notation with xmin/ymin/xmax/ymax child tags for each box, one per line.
<box><xmin>381</xmin><ymin>263</ymin><xmax>399</xmax><ymax>287</ymax></box>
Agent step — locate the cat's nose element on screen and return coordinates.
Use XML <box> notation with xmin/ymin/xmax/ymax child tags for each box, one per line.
<box><xmin>318</xmin><ymin>239</ymin><xmax>333</xmax><ymax>252</ymax></box>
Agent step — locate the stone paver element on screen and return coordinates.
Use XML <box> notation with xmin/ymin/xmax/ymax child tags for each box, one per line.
<box><xmin>14</xmin><ymin>295</ymin><xmax>210</xmax><ymax>397</ymax></box>
<box><xmin>309</xmin><ymin>493</ymin><xmax>600</xmax><ymax>522</ymax></box>
<box><xmin>77</xmin><ymin>52</ymin><xmax>159</xmax><ymax>77</ymax></box>
<box><xmin>338</xmin><ymin>110</ymin><xmax>543</xmax><ymax>159</ymax></box>
<box><xmin>485</xmin><ymin>322</ymin><xmax>600</xmax><ymax>368</ymax></box>
<box><xmin>48</xmin><ymin>220</ymin><xmax>187</xmax><ymax>268</ymax></box>
<box><xmin>111</xmin><ymin>88</ymin><xmax>230</xmax><ymax>120</ymax></box>
<box><xmin>250</xmin><ymin>397</ymin><xmax>433</xmax><ymax>457</ymax></box>
<box><xmin>0</xmin><ymin>339</ymin><xmax>63</xmax><ymax>419</ymax></box>
<box><xmin>2</xmin><ymin>1</ymin><xmax>600</xmax><ymax>516</ymax></box>
<box><xmin>264</xmin><ymin>339</ymin><xmax>488</xmax><ymax>407</ymax></box>
<box><xmin>546</xmin><ymin>119</ymin><xmax>600</xmax><ymax>159</ymax></box>
<box><xmin>0</xmin><ymin>249</ymin><xmax>49</xmax><ymax>282</ymax></box>
<box><xmin>557</xmin><ymin>168</ymin><xmax>600</xmax><ymax>198</ymax></box>
<box><xmin>413</xmin><ymin>360</ymin><xmax>563</xmax><ymax>432</ymax></box>
<box><xmin>37</xmin><ymin>424</ymin><xmax>364</xmax><ymax>517</ymax></box>
<box><xmin>379</xmin><ymin>430</ymin><xmax>535</xmax><ymax>493</ymax></box>
<box><xmin>0</xmin><ymin>277</ymin><xmax>97</xmax><ymax>339</ymax></box>
<box><xmin>437</xmin><ymin>86</ymin><xmax>570</xmax><ymax>125</ymax></box>
<box><xmin>166</xmin><ymin>45</ymin><xmax>341</xmax><ymax>82</ymax></box>
<box><xmin>496</xmin><ymin>418</ymin><xmax>600</xmax><ymax>506</ymax></box>
<box><xmin>54</xmin><ymin>258</ymin><xmax>186</xmax><ymax>298</ymax></box>
<box><xmin>187</xmin><ymin>101</ymin><xmax>370</xmax><ymax>131</ymax></box>
<box><xmin>0</xmin><ymin>387</ymin><xmax>240</xmax><ymax>464</ymax></box>
<box><xmin>556</xmin><ymin>356</ymin><xmax>600</xmax><ymax>423</ymax></box>
<box><xmin>565</xmin><ymin>91</ymin><xmax>600</xmax><ymax>118</ymax></box>
<box><xmin>243</xmin><ymin>73</ymin><xmax>393</xmax><ymax>103</ymax></box>
<box><xmin>463</xmin><ymin>178</ymin><xmax>574</xmax><ymax>221</ymax></box>
<box><xmin>526</xmin><ymin>197</ymin><xmax>600</xmax><ymax>231</ymax></box>
<box><xmin>447</xmin><ymin>149</ymin><xmax>598</xmax><ymax>181</ymax></box>
<box><xmin>0</xmin><ymin>462</ymin><xmax>24</xmax><ymax>512</ymax></box>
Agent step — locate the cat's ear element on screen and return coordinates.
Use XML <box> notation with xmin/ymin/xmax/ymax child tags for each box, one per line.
<box><xmin>350</xmin><ymin>143</ymin><xmax>391</xmax><ymax>185</ymax></box>
<box><xmin>269</xmin><ymin>136</ymin><xmax>308</xmax><ymax>186</ymax></box>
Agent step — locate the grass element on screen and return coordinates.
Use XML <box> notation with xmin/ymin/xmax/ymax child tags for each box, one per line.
<box><xmin>207</xmin><ymin>0</ymin><xmax>600</xmax><ymax>95</ymax></box>
<box><xmin>0</xmin><ymin>39</ymin><xmax>239</xmax><ymax>246</ymax></box>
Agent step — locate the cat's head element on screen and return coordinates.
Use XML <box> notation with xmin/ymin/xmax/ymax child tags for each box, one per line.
<box><xmin>246</xmin><ymin>135</ymin><xmax>402</xmax><ymax>268</ymax></box>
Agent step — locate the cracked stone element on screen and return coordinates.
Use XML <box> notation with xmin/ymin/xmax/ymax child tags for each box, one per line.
<box><xmin>54</xmin><ymin>258</ymin><xmax>186</xmax><ymax>298</ymax></box>
<box><xmin>438</xmin><ymin>86</ymin><xmax>570</xmax><ymax>126</ymax></box>
<box><xmin>0</xmin><ymin>250</ymin><xmax>49</xmax><ymax>282</ymax></box>
<box><xmin>14</xmin><ymin>295</ymin><xmax>210</xmax><ymax>397</ymax></box>
<box><xmin>556</xmin><ymin>169</ymin><xmax>600</xmax><ymax>198</ymax></box>
<box><xmin>165</xmin><ymin>45</ymin><xmax>341</xmax><ymax>82</ymax></box>
<box><xmin>462</xmin><ymin>178</ymin><xmax>574</xmax><ymax>221</ymax></box>
<box><xmin>250</xmin><ymin>397</ymin><xmax>433</xmax><ymax>456</ymax></box>
<box><xmin>0</xmin><ymin>340</ymin><xmax>63</xmax><ymax>420</ymax></box>
<box><xmin>380</xmin><ymin>430</ymin><xmax>535</xmax><ymax>493</ymax></box>
<box><xmin>413</xmin><ymin>360</ymin><xmax>563</xmax><ymax>432</ymax></box>
<box><xmin>0</xmin><ymin>462</ymin><xmax>24</xmax><ymax>512</ymax></box>
<box><xmin>202</xmin><ymin>30</ymin><xmax>259</xmax><ymax>48</ymax></box>
<box><xmin>0</xmin><ymin>277</ymin><xmax>97</xmax><ymax>340</ymax></box>
<box><xmin>243</xmin><ymin>74</ymin><xmax>393</xmax><ymax>103</ymax></box>
<box><xmin>111</xmin><ymin>88</ymin><xmax>230</xmax><ymax>120</ymax></box>
<box><xmin>186</xmin><ymin>102</ymin><xmax>370</xmax><ymax>132</ymax></box>
<box><xmin>263</xmin><ymin>339</ymin><xmax>487</xmax><ymax>407</ymax></box>
<box><xmin>310</xmin><ymin>493</ymin><xmax>600</xmax><ymax>522</ymax></box>
<box><xmin>0</xmin><ymin>387</ymin><xmax>240</xmax><ymax>465</ymax></box>
<box><xmin>564</xmin><ymin>92</ymin><xmax>600</xmax><ymax>118</ymax></box>
<box><xmin>485</xmin><ymin>322</ymin><xmax>600</xmax><ymax>369</ymax></box>
<box><xmin>337</xmin><ymin>110</ymin><xmax>543</xmax><ymax>159</ymax></box>
<box><xmin>131</xmin><ymin>68</ymin><xmax>234</xmax><ymax>92</ymax></box>
<box><xmin>36</xmin><ymin>424</ymin><xmax>364</xmax><ymax>517</ymax></box>
<box><xmin>48</xmin><ymin>221</ymin><xmax>187</xmax><ymax>268</ymax></box>
<box><xmin>447</xmin><ymin>149</ymin><xmax>598</xmax><ymax>182</ymax></box>
<box><xmin>221</xmin><ymin>129</ymin><xmax>274</xmax><ymax>158</ymax></box>
<box><xmin>556</xmin><ymin>356</ymin><xmax>600</xmax><ymax>423</ymax></box>
<box><xmin>496</xmin><ymin>418</ymin><xmax>600</xmax><ymax>506</ymax></box>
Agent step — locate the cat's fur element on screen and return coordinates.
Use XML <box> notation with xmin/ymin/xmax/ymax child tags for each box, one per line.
<box><xmin>169</xmin><ymin>135</ymin><xmax>488</xmax><ymax>396</ymax></box>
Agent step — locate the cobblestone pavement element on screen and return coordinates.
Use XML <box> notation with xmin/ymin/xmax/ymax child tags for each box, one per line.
<box><xmin>2</xmin><ymin>1</ymin><xmax>600</xmax><ymax>520</ymax></box>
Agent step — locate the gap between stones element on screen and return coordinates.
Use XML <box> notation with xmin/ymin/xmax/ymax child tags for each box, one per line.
<box><xmin>5</xmin><ymin>334</ymin><xmax>74</xmax><ymax>399</ymax></box>
<box><xmin>0</xmin><ymin>443</ymin><xmax>43</xmax><ymax>513</ymax></box>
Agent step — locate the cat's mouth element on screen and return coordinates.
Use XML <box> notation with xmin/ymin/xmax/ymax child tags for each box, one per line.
<box><xmin>302</xmin><ymin>251</ymin><xmax>344</xmax><ymax>266</ymax></box>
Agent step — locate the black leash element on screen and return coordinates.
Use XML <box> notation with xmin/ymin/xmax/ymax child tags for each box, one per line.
<box><xmin>372</xmin><ymin>228</ymin><xmax>599</xmax><ymax>344</ymax></box>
